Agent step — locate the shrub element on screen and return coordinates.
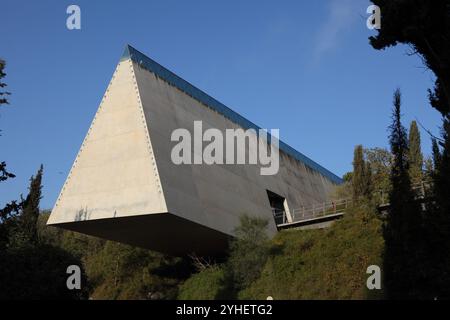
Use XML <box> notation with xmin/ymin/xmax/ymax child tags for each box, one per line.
<box><xmin>227</xmin><ymin>216</ymin><xmax>271</xmax><ymax>291</ymax></box>
<box><xmin>178</xmin><ymin>266</ymin><xmax>229</xmax><ymax>300</ymax></box>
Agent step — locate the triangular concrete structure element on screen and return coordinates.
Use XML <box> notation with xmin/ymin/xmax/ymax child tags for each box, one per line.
<box><xmin>48</xmin><ymin>45</ymin><xmax>342</xmax><ymax>256</ymax></box>
<box><xmin>49</xmin><ymin>49</ymin><xmax>166</xmax><ymax>224</ymax></box>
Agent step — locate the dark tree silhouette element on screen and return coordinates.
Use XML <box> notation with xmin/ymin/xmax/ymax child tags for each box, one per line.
<box><xmin>369</xmin><ymin>0</ymin><xmax>450</xmax><ymax>216</ymax></box>
<box><xmin>370</xmin><ymin>1</ymin><xmax>450</xmax><ymax>298</ymax></box>
<box><xmin>384</xmin><ymin>89</ymin><xmax>424</xmax><ymax>299</ymax></box>
<box><xmin>370</xmin><ymin>0</ymin><xmax>450</xmax><ymax>116</ymax></box>
<box><xmin>352</xmin><ymin>145</ymin><xmax>372</xmax><ymax>201</ymax></box>
<box><xmin>432</xmin><ymin>138</ymin><xmax>442</xmax><ymax>173</ymax></box>
<box><xmin>0</xmin><ymin>59</ymin><xmax>10</xmax><ymax>106</ymax></box>
<box><xmin>0</xmin><ymin>166</ymin><xmax>88</xmax><ymax>299</ymax></box>
<box><xmin>408</xmin><ymin>121</ymin><xmax>423</xmax><ymax>182</ymax></box>
<box><xmin>0</xmin><ymin>59</ymin><xmax>14</xmax><ymax>181</ymax></box>
<box><xmin>0</xmin><ymin>58</ymin><xmax>19</xmax><ymax>247</ymax></box>
<box><xmin>17</xmin><ymin>165</ymin><xmax>43</xmax><ymax>245</ymax></box>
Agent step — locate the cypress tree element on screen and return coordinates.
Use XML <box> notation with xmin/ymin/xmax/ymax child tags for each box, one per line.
<box><xmin>9</xmin><ymin>165</ymin><xmax>44</xmax><ymax>247</ymax></box>
<box><xmin>436</xmin><ymin>121</ymin><xmax>450</xmax><ymax>215</ymax></box>
<box><xmin>352</xmin><ymin>145</ymin><xmax>371</xmax><ymax>201</ymax></box>
<box><xmin>368</xmin><ymin>0</ymin><xmax>450</xmax><ymax>298</ymax></box>
<box><xmin>431</xmin><ymin>138</ymin><xmax>442</xmax><ymax>176</ymax></box>
<box><xmin>408</xmin><ymin>121</ymin><xmax>423</xmax><ymax>183</ymax></box>
<box><xmin>421</xmin><ymin>132</ymin><xmax>450</xmax><ymax>299</ymax></box>
<box><xmin>384</xmin><ymin>89</ymin><xmax>424</xmax><ymax>299</ymax></box>
<box><xmin>432</xmin><ymin>122</ymin><xmax>450</xmax><ymax>298</ymax></box>
<box><xmin>21</xmin><ymin>165</ymin><xmax>44</xmax><ymax>245</ymax></box>
<box><xmin>352</xmin><ymin>145</ymin><xmax>365</xmax><ymax>200</ymax></box>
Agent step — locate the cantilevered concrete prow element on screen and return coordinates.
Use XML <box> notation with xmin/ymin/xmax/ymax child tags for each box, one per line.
<box><xmin>48</xmin><ymin>45</ymin><xmax>342</xmax><ymax>256</ymax></box>
<box><xmin>50</xmin><ymin>213</ymin><xmax>232</xmax><ymax>256</ymax></box>
<box><xmin>48</xmin><ymin>53</ymin><xmax>167</xmax><ymax>226</ymax></box>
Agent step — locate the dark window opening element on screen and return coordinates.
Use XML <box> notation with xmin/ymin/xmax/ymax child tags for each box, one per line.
<box><xmin>267</xmin><ymin>190</ymin><xmax>286</xmax><ymax>225</ymax></box>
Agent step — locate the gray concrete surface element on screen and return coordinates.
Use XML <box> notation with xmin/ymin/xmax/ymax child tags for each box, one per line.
<box><xmin>47</xmin><ymin>47</ymin><xmax>341</xmax><ymax>255</ymax></box>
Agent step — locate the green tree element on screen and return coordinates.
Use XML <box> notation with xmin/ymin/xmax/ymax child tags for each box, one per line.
<box><xmin>427</xmin><ymin>122</ymin><xmax>450</xmax><ymax>299</ymax></box>
<box><xmin>0</xmin><ymin>58</ymin><xmax>21</xmax><ymax>249</ymax></box>
<box><xmin>432</xmin><ymin>138</ymin><xmax>442</xmax><ymax>173</ymax></box>
<box><xmin>178</xmin><ymin>266</ymin><xmax>229</xmax><ymax>300</ymax></box>
<box><xmin>408</xmin><ymin>121</ymin><xmax>423</xmax><ymax>183</ymax></box>
<box><xmin>434</xmin><ymin>121</ymin><xmax>450</xmax><ymax>219</ymax></box>
<box><xmin>384</xmin><ymin>89</ymin><xmax>424</xmax><ymax>299</ymax></box>
<box><xmin>0</xmin><ymin>243</ymin><xmax>89</xmax><ymax>300</ymax></box>
<box><xmin>364</xmin><ymin>148</ymin><xmax>392</xmax><ymax>203</ymax></box>
<box><xmin>0</xmin><ymin>60</ymin><xmax>89</xmax><ymax>299</ymax></box>
<box><xmin>82</xmin><ymin>239</ymin><xmax>189</xmax><ymax>300</ymax></box>
<box><xmin>369</xmin><ymin>0</ymin><xmax>450</xmax><ymax>116</ymax></box>
<box><xmin>0</xmin><ymin>168</ymin><xmax>89</xmax><ymax>299</ymax></box>
<box><xmin>227</xmin><ymin>216</ymin><xmax>270</xmax><ymax>292</ymax></box>
<box><xmin>21</xmin><ymin>165</ymin><xmax>43</xmax><ymax>244</ymax></box>
<box><xmin>352</xmin><ymin>145</ymin><xmax>372</xmax><ymax>201</ymax></box>
<box><xmin>8</xmin><ymin>165</ymin><xmax>43</xmax><ymax>247</ymax></box>
<box><xmin>0</xmin><ymin>59</ymin><xmax>14</xmax><ymax>180</ymax></box>
<box><xmin>369</xmin><ymin>4</ymin><xmax>450</xmax><ymax>295</ymax></box>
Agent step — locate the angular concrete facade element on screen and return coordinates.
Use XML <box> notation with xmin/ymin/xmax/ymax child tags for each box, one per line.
<box><xmin>48</xmin><ymin>45</ymin><xmax>342</xmax><ymax>256</ymax></box>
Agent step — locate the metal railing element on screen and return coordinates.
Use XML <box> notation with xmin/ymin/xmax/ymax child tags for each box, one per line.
<box><xmin>378</xmin><ymin>180</ymin><xmax>433</xmax><ymax>205</ymax></box>
<box><xmin>273</xmin><ymin>198</ymin><xmax>351</xmax><ymax>226</ymax></box>
<box><xmin>275</xmin><ymin>179</ymin><xmax>433</xmax><ymax>227</ymax></box>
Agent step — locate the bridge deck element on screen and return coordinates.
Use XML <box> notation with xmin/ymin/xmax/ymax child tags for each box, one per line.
<box><xmin>274</xmin><ymin>198</ymin><xmax>350</xmax><ymax>229</ymax></box>
<box><xmin>277</xmin><ymin>212</ymin><xmax>345</xmax><ymax>230</ymax></box>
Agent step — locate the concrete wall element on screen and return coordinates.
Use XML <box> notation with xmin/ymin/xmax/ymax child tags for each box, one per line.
<box><xmin>48</xmin><ymin>59</ymin><xmax>167</xmax><ymax>225</ymax></box>
<box><xmin>47</xmin><ymin>47</ymin><xmax>340</xmax><ymax>254</ymax></box>
<box><xmin>133</xmin><ymin>59</ymin><xmax>338</xmax><ymax>238</ymax></box>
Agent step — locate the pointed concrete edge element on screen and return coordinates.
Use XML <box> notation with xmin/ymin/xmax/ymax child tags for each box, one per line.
<box><xmin>47</xmin><ymin>52</ymin><xmax>167</xmax><ymax>226</ymax></box>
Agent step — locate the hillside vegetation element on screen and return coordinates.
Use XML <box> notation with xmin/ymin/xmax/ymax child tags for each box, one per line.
<box><xmin>37</xmin><ymin>213</ymin><xmax>193</xmax><ymax>300</ymax></box>
<box><xmin>178</xmin><ymin>206</ymin><xmax>384</xmax><ymax>300</ymax></box>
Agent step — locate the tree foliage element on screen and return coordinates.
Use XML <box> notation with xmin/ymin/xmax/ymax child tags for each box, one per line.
<box><xmin>178</xmin><ymin>266</ymin><xmax>229</xmax><ymax>300</ymax></box>
<box><xmin>365</xmin><ymin>147</ymin><xmax>392</xmax><ymax>202</ymax></box>
<box><xmin>0</xmin><ymin>59</ymin><xmax>14</xmax><ymax>181</ymax></box>
<box><xmin>352</xmin><ymin>145</ymin><xmax>372</xmax><ymax>201</ymax></box>
<box><xmin>0</xmin><ymin>244</ymin><xmax>89</xmax><ymax>300</ymax></box>
<box><xmin>370</xmin><ymin>0</ymin><xmax>450</xmax><ymax>299</ymax></box>
<box><xmin>239</xmin><ymin>206</ymin><xmax>384</xmax><ymax>300</ymax></box>
<box><xmin>0</xmin><ymin>59</ymin><xmax>10</xmax><ymax>107</ymax></box>
<box><xmin>333</xmin><ymin>147</ymin><xmax>392</xmax><ymax>204</ymax></box>
<box><xmin>408</xmin><ymin>121</ymin><xmax>423</xmax><ymax>182</ymax></box>
<box><xmin>0</xmin><ymin>58</ymin><xmax>19</xmax><ymax>246</ymax></box>
<box><xmin>370</xmin><ymin>0</ymin><xmax>450</xmax><ymax>116</ymax></box>
<box><xmin>83</xmin><ymin>240</ymin><xmax>187</xmax><ymax>300</ymax></box>
<box><xmin>227</xmin><ymin>216</ymin><xmax>270</xmax><ymax>292</ymax></box>
<box><xmin>384</xmin><ymin>89</ymin><xmax>424</xmax><ymax>299</ymax></box>
<box><xmin>37</xmin><ymin>213</ymin><xmax>192</xmax><ymax>300</ymax></box>
<box><xmin>0</xmin><ymin>167</ymin><xmax>88</xmax><ymax>299</ymax></box>
<box><xmin>8</xmin><ymin>165</ymin><xmax>43</xmax><ymax>247</ymax></box>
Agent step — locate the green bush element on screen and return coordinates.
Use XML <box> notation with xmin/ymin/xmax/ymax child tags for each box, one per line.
<box><xmin>0</xmin><ymin>244</ymin><xmax>88</xmax><ymax>300</ymax></box>
<box><xmin>178</xmin><ymin>266</ymin><xmax>229</xmax><ymax>300</ymax></box>
<box><xmin>239</xmin><ymin>205</ymin><xmax>384</xmax><ymax>300</ymax></box>
<box><xmin>227</xmin><ymin>215</ymin><xmax>270</xmax><ymax>291</ymax></box>
<box><xmin>37</xmin><ymin>213</ymin><xmax>191</xmax><ymax>300</ymax></box>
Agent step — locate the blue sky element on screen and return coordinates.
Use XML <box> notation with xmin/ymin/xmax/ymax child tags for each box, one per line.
<box><xmin>0</xmin><ymin>0</ymin><xmax>443</xmax><ymax>209</ymax></box>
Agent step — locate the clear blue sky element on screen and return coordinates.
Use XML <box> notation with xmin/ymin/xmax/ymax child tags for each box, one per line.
<box><xmin>0</xmin><ymin>0</ymin><xmax>443</xmax><ymax>209</ymax></box>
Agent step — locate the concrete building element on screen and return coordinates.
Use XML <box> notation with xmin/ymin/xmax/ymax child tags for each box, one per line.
<box><xmin>47</xmin><ymin>45</ymin><xmax>342</xmax><ymax>256</ymax></box>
